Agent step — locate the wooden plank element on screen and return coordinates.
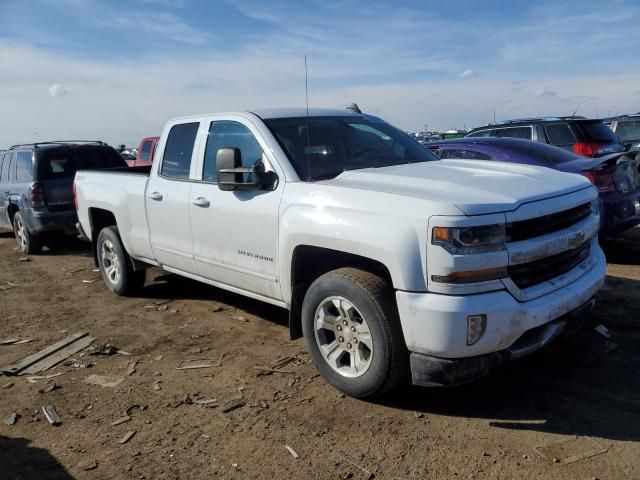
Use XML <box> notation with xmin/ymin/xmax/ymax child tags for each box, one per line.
<box><xmin>0</xmin><ymin>332</ymin><xmax>92</xmax><ymax>376</ymax></box>
<box><xmin>21</xmin><ymin>335</ymin><xmax>96</xmax><ymax>374</ymax></box>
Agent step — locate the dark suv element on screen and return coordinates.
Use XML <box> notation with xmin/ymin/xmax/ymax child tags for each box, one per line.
<box><xmin>0</xmin><ymin>141</ymin><xmax>127</xmax><ymax>254</ymax></box>
<box><xmin>465</xmin><ymin>117</ymin><xmax>624</xmax><ymax>158</ymax></box>
<box><xmin>604</xmin><ymin>114</ymin><xmax>640</xmax><ymax>158</ymax></box>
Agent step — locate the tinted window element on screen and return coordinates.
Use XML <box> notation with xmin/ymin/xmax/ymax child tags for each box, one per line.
<box><xmin>161</xmin><ymin>123</ymin><xmax>199</xmax><ymax>179</ymax></box>
<box><xmin>265</xmin><ymin>116</ymin><xmax>436</xmax><ymax>181</ymax></box>
<box><xmin>8</xmin><ymin>154</ymin><xmax>16</xmax><ymax>182</ymax></box>
<box><xmin>544</xmin><ymin>124</ymin><xmax>575</xmax><ymax>145</ymax></box>
<box><xmin>577</xmin><ymin>121</ymin><xmax>620</xmax><ymax>143</ymax></box>
<box><xmin>493</xmin><ymin>127</ymin><xmax>532</xmax><ymax>139</ymax></box>
<box><xmin>36</xmin><ymin>146</ymin><xmax>126</xmax><ymax>180</ymax></box>
<box><xmin>203</xmin><ymin>121</ymin><xmax>263</xmax><ymax>182</ymax></box>
<box><xmin>139</xmin><ymin>140</ymin><xmax>152</xmax><ymax>162</ymax></box>
<box><xmin>1</xmin><ymin>153</ymin><xmax>12</xmax><ymax>182</ymax></box>
<box><xmin>498</xmin><ymin>139</ymin><xmax>580</xmax><ymax>164</ymax></box>
<box><xmin>16</xmin><ymin>151</ymin><xmax>33</xmax><ymax>182</ymax></box>
<box><xmin>467</xmin><ymin>130</ymin><xmax>493</xmax><ymax>138</ymax></box>
<box><xmin>440</xmin><ymin>148</ymin><xmax>492</xmax><ymax>160</ymax></box>
<box><xmin>614</xmin><ymin>121</ymin><xmax>640</xmax><ymax>142</ymax></box>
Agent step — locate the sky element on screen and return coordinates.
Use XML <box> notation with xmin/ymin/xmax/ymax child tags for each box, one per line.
<box><xmin>1</xmin><ymin>0</ymin><xmax>640</xmax><ymax>148</ymax></box>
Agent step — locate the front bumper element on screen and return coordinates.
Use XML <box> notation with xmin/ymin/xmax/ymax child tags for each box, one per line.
<box><xmin>409</xmin><ymin>298</ymin><xmax>595</xmax><ymax>387</ymax></box>
<box><xmin>396</xmin><ymin>243</ymin><xmax>606</xmax><ymax>386</ymax></box>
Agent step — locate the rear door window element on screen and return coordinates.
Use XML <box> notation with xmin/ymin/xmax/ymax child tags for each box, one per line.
<box><xmin>139</xmin><ymin>140</ymin><xmax>152</xmax><ymax>163</ymax></box>
<box><xmin>440</xmin><ymin>148</ymin><xmax>492</xmax><ymax>160</ymax></box>
<box><xmin>8</xmin><ymin>154</ymin><xmax>16</xmax><ymax>182</ymax></box>
<box><xmin>161</xmin><ymin>123</ymin><xmax>199</xmax><ymax>179</ymax></box>
<box><xmin>16</xmin><ymin>151</ymin><xmax>33</xmax><ymax>182</ymax></box>
<box><xmin>493</xmin><ymin>127</ymin><xmax>532</xmax><ymax>139</ymax></box>
<box><xmin>544</xmin><ymin>124</ymin><xmax>575</xmax><ymax>145</ymax></box>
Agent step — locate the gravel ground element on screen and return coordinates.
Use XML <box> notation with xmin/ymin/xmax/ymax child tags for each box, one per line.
<box><xmin>0</xmin><ymin>228</ymin><xmax>639</xmax><ymax>480</ymax></box>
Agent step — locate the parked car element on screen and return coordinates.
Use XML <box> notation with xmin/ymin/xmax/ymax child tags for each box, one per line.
<box><xmin>126</xmin><ymin>136</ymin><xmax>159</xmax><ymax>167</ymax></box>
<box><xmin>75</xmin><ymin>108</ymin><xmax>605</xmax><ymax>398</ymax></box>
<box><xmin>120</xmin><ymin>148</ymin><xmax>137</xmax><ymax>162</ymax></box>
<box><xmin>0</xmin><ymin>141</ymin><xmax>128</xmax><ymax>254</ymax></box>
<box><xmin>427</xmin><ymin>137</ymin><xmax>640</xmax><ymax>237</ymax></box>
<box><xmin>604</xmin><ymin>114</ymin><xmax>640</xmax><ymax>158</ymax></box>
<box><xmin>466</xmin><ymin>117</ymin><xmax>624</xmax><ymax>158</ymax></box>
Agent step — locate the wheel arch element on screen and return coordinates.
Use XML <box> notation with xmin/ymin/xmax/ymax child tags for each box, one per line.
<box><xmin>288</xmin><ymin>245</ymin><xmax>394</xmax><ymax>340</ymax></box>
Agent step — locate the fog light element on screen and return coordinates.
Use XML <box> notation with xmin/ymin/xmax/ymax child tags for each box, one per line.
<box><xmin>467</xmin><ymin>314</ymin><xmax>487</xmax><ymax>345</ymax></box>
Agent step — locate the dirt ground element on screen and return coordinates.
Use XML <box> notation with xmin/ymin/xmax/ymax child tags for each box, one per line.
<box><xmin>0</xmin><ymin>228</ymin><xmax>639</xmax><ymax>480</ymax></box>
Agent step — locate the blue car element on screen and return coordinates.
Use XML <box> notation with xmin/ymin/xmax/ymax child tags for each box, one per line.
<box><xmin>0</xmin><ymin>141</ymin><xmax>127</xmax><ymax>253</ymax></box>
<box><xmin>427</xmin><ymin>137</ymin><xmax>640</xmax><ymax>237</ymax></box>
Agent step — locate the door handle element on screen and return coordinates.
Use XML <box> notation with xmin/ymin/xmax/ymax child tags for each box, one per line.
<box><xmin>191</xmin><ymin>197</ymin><xmax>210</xmax><ymax>208</ymax></box>
<box><xmin>148</xmin><ymin>191</ymin><xmax>163</xmax><ymax>201</ymax></box>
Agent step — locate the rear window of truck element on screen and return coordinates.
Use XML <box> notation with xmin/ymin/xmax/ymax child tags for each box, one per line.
<box><xmin>576</xmin><ymin>121</ymin><xmax>620</xmax><ymax>144</ymax></box>
<box><xmin>36</xmin><ymin>146</ymin><xmax>126</xmax><ymax>180</ymax></box>
<box><xmin>614</xmin><ymin>121</ymin><xmax>640</xmax><ymax>142</ymax></box>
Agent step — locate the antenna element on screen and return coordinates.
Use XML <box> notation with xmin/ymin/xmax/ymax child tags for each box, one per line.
<box><xmin>570</xmin><ymin>102</ymin><xmax>581</xmax><ymax>118</ymax></box>
<box><xmin>304</xmin><ymin>54</ymin><xmax>311</xmax><ymax>181</ymax></box>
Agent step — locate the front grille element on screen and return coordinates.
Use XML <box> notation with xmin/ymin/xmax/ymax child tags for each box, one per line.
<box><xmin>507</xmin><ymin>203</ymin><xmax>591</xmax><ymax>242</ymax></box>
<box><xmin>508</xmin><ymin>242</ymin><xmax>591</xmax><ymax>289</ymax></box>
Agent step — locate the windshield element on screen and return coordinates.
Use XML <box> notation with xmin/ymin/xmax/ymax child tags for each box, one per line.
<box><xmin>264</xmin><ymin>116</ymin><xmax>437</xmax><ymax>181</ymax></box>
<box><xmin>36</xmin><ymin>146</ymin><xmax>126</xmax><ymax>180</ymax></box>
<box><xmin>615</xmin><ymin>121</ymin><xmax>640</xmax><ymax>142</ymax></box>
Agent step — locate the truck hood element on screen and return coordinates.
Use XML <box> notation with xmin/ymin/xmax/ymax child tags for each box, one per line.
<box><xmin>328</xmin><ymin>159</ymin><xmax>592</xmax><ymax>215</ymax></box>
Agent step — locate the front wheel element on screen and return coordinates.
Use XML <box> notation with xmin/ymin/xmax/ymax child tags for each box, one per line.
<box><xmin>97</xmin><ymin>226</ymin><xmax>146</xmax><ymax>296</ymax></box>
<box><xmin>13</xmin><ymin>211</ymin><xmax>42</xmax><ymax>254</ymax></box>
<box><xmin>301</xmin><ymin>268</ymin><xmax>408</xmax><ymax>398</ymax></box>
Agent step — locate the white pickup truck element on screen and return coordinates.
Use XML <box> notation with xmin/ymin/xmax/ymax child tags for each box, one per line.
<box><xmin>74</xmin><ymin>108</ymin><xmax>606</xmax><ymax>398</ymax></box>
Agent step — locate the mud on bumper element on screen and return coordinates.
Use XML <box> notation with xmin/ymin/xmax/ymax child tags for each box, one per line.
<box><xmin>410</xmin><ymin>297</ymin><xmax>596</xmax><ymax>387</ymax></box>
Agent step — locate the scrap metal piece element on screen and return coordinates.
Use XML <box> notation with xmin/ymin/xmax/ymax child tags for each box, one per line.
<box><xmin>118</xmin><ymin>430</ymin><xmax>136</xmax><ymax>444</ymax></box>
<box><xmin>3</xmin><ymin>413</ymin><xmax>19</xmax><ymax>426</ymax></box>
<box><xmin>176</xmin><ymin>355</ymin><xmax>223</xmax><ymax>370</ymax></box>
<box><xmin>0</xmin><ymin>332</ymin><xmax>96</xmax><ymax>376</ymax></box>
<box><xmin>535</xmin><ymin>436</ymin><xmax>609</xmax><ymax>465</ymax></box>
<box><xmin>111</xmin><ymin>416</ymin><xmax>132</xmax><ymax>426</ymax></box>
<box><xmin>83</xmin><ymin>374</ymin><xmax>124</xmax><ymax>388</ymax></box>
<box><xmin>43</xmin><ymin>405</ymin><xmax>61</xmax><ymax>426</ymax></box>
<box><xmin>285</xmin><ymin>445</ymin><xmax>300</xmax><ymax>459</ymax></box>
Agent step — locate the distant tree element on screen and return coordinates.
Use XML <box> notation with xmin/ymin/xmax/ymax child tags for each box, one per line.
<box><xmin>346</xmin><ymin>103</ymin><xmax>362</xmax><ymax>114</ymax></box>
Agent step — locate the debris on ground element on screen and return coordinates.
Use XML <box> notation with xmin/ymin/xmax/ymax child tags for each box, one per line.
<box><xmin>222</xmin><ymin>399</ymin><xmax>245</xmax><ymax>414</ymax></box>
<box><xmin>111</xmin><ymin>416</ymin><xmax>132</xmax><ymax>426</ymax></box>
<box><xmin>174</xmin><ymin>393</ymin><xmax>218</xmax><ymax>408</ymax></box>
<box><xmin>118</xmin><ymin>430</ymin><xmax>137</xmax><ymax>444</ymax></box>
<box><xmin>3</xmin><ymin>412</ymin><xmax>20</xmax><ymax>425</ymax></box>
<box><xmin>0</xmin><ymin>332</ymin><xmax>96</xmax><ymax>376</ymax></box>
<box><xmin>0</xmin><ymin>338</ymin><xmax>36</xmax><ymax>346</ymax></box>
<box><xmin>64</xmin><ymin>359</ymin><xmax>93</xmax><ymax>369</ymax></box>
<box><xmin>285</xmin><ymin>445</ymin><xmax>300</xmax><ymax>459</ymax></box>
<box><xmin>176</xmin><ymin>355</ymin><xmax>223</xmax><ymax>370</ymax></box>
<box><xmin>43</xmin><ymin>405</ymin><xmax>61</xmax><ymax>426</ymax></box>
<box><xmin>535</xmin><ymin>436</ymin><xmax>609</xmax><ymax>465</ymax></box>
<box><xmin>38</xmin><ymin>383</ymin><xmax>61</xmax><ymax>394</ymax></box>
<box><xmin>140</xmin><ymin>300</ymin><xmax>173</xmax><ymax>311</ymax></box>
<box><xmin>64</xmin><ymin>267</ymin><xmax>86</xmax><ymax>276</ymax></box>
<box><xmin>127</xmin><ymin>359</ymin><xmax>139</xmax><ymax>376</ymax></box>
<box><xmin>1</xmin><ymin>382</ymin><xmax>14</xmax><ymax>389</ymax></box>
<box><xmin>82</xmin><ymin>279</ymin><xmax>96</xmax><ymax>284</ymax></box>
<box><xmin>125</xmin><ymin>404</ymin><xmax>147</xmax><ymax>417</ymax></box>
<box><xmin>595</xmin><ymin>324</ymin><xmax>611</xmax><ymax>338</ymax></box>
<box><xmin>78</xmin><ymin>459</ymin><xmax>98</xmax><ymax>471</ymax></box>
<box><xmin>0</xmin><ymin>282</ymin><xmax>19</xmax><ymax>291</ymax></box>
<box><xmin>336</xmin><ymin>452</ymin><xmax>375</xmax><ymax>480</ymax></box>
<box><xmin>84</xmin><ymin>374</ymin><xmax>125</xmax><ymax>388</ymax></box>
<box><xmin>254</xmin><ymin>366</ymin><xmax>295</xmax><ymax>376</ymax></box>
<box><xmin>18</xmin><ymin>257</ymin><xmax>30</xmax><ymax>262</ymax></box>
<box><xmin>26</xmin><ymin>372</ymin><xmax>65</xmax><ymax>384</ymax></box>
<box><xmin>88</xmin><ymin>343</ymin><xmax>131</xmax><ymax>356</ymax></box>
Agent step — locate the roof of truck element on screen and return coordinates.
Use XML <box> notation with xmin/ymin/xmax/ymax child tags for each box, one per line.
<box><xmin>251</xmin><ymin>108</ymin><xmax>362</xmax><ymax>119</ymax></box>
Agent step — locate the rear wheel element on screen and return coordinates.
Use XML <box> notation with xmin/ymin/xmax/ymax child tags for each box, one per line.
<box><xmin>301</xmin><ymin>268</ymin><xmax>408</xmax><ymax>398</ymax></box>
<box><xmin>97</xmin><ymin>226</ymin><xmax>145</xmax><ymax>296</ymax></box>
<box><xmin>13</xmin><ymin>211</ymin><xmax>42</xmax><ymax>254</ymax></box>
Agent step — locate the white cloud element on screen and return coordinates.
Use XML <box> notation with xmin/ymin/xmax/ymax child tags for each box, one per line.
<box><xmin>459</xmin><ymin>69</ymin><xmax>475</xmax><ymax>78</ymax></box>
<box><xmin>532</xmin><ymin>87</ymin><xmax>556</xmax><ymax>97</ymax></box>
<box><xmin>48</xmin><ymin>83</ymin><xmax>68</xmax><ymax>98</ymax></box>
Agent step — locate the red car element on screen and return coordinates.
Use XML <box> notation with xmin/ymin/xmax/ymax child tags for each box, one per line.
<box><xmin>127</xmin><ymin>136</ymin><xmax>159</xmax><ymax>167</ymax></box>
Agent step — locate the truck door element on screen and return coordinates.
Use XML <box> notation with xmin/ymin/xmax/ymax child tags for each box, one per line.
<box><xmin>146</xmin><ymin>121</ymin><xmax>200</xmax><ymax>274</ymax></box>
<box><xmin>189</xmin><ymin>117</ymin><xmax>284</xmax><ymax>301</ymax></box>
<box><xmin>0</xmin><ymin>152</ymin><xmax>14</xmax><ymax>227</ymax></box>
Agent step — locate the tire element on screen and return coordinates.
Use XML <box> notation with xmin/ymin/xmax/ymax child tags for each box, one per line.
<box><xmin>301</xmin><ymin>267</ymin><xmax>408</xmax><ymax>398</ymax></box>
<box><xmin>13</xmin><ymin>211</ymin><xmax>42</xmax><ymax>254</ymax></box>
<box><xmin>96</xmin><ymin>226</ymin><xmax>146</xmax><ymax>296</ymax></box>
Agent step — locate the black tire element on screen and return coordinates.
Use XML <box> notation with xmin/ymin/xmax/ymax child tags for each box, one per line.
<box><xmin>301</xmin><ymin>267</ymin><xmax>408</xmax><ymax>398</ymax></box>
<box><xmin>96</xmin><ymin>226</ymin><xmax>146</xmax><ymax>296</ymax></box>
<box><xmin>13</xmin><ymin>211</ymin><xmax>42</xmax><ymax>254</ymax></box>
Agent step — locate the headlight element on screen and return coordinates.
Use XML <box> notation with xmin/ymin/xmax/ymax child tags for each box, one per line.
<box><xmin>432</xmin><ymin>224</ymin><xmax>506</xmax><ymax>254</ymax></box>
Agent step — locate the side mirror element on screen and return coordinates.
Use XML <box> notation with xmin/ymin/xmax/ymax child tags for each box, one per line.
<box><xmin>216</xmin><ymin>147</ymin><xmax>277</xmax><ymax>191</ymax></box>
